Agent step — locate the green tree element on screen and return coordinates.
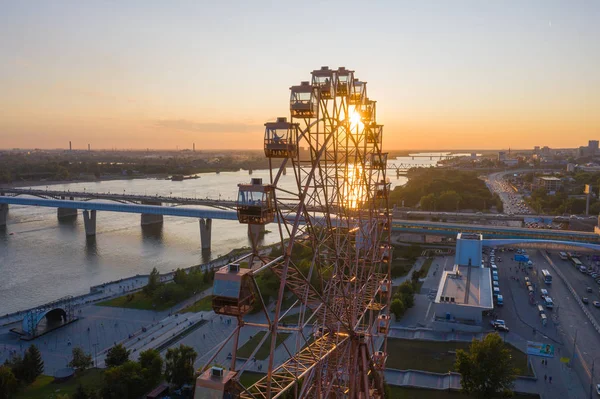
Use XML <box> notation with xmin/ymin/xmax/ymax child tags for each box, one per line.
<box><xmin>437</xmin><ymin>190</ymin><xmax>461</xmax><ymax>211</ymax></box>
<box><xmin>139</xmin><ymin>349</ymin><xmax>163</xmax><ymax>387</ymax></box>
<box><xmin>3</xmin><ymin>354</ymin><xmax>25</xmax><ymax>384</ymax></box>
<box><xmin>68</xmin><ymin>347</ymin><xmax>93</xmax><ymax>372</ymax></box>
<box><xmin>0</xmin><ymin>365</ymin><xmax>18</xmax><ymax>399</ymax></box>
<box><xmin>54</xmin><ymin>165</ymin><xmax>70</xmax><ymax>180</ymax></box>
<box><xmin>390</xmin><ymin>298</ymin><xmax>406</xmax><ymax>319</ymax></box>
<box><xmin>143</xmin><ymin>267</ymin><xmax>161</xmax><ymax>296</ymax></box>
<box><xmin>165</xmin><ymin>345</ymin><xmax>197</xmax><ymax>387</ymax></box>
<box><xmin>22</xmin><ymin>345</ymin><xmax>44</xmax><ymax>383</ymax></box>
<box><xmin>105</xmin><ymin>344</ymin><xmax>130</xmax><ymax>368</ymax></box>
<box><xmin>454</xmin><ymin>333</ymin><xmax>517</xmax><ymax>399</ymax></box>
<box><xmin>419</xmin><ymin>193</ymin><xmax>436</xmax><ymax>210</ymax></box>
<box><xmin>102</xmin><ymin>361</ymin><xmax>145</xmax><ymax>399</ymax></box>
<box><xmin>173</xmin><ymin>268</ymin><xmax>188</xmax><ymax>286</ymax></box>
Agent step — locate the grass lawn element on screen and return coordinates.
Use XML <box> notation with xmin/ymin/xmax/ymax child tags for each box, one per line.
<box><xmin>16</xmin><ymin>369</ymin><xmax>104</xmax><ymax>399</ymax></box>
<box><xmin>97</xmin><ymin>282</ymin><xmax>210</xmax><ymax>311</ymax></box>
<box><xmin>279</xmin><ymin>309</ymin><xmax>313</xmax><ymax>326</ymax></box>
<box><xmin>237</xmin><ymin>331</ymin><xmax>292</xmax><ymax>360</ymax></box>
<box><xmin>420</xmin><ymin>257</ymin><xmax>434</xmax><ymax>275</ymax></box>
<box><xmin>386</xmin><ymin>339</ymin><xmax>533</xmax><ymax>377</ymax></box>
<box><xmin>180</xmin><ymin>295</ymin><xmax>213</xmax><ymax>313</ymax></box>
<box><xmin>389</xmin><ymin>386</ymin><xmax>539</xmax><ymax>399</ymax></box>
<box><xmin>239</xmin><ymin>371</ymin><xmax>266</xmax><ymax>388</ymax></box>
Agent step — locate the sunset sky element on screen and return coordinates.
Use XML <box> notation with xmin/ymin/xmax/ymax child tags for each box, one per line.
<box><xmin>0</xmin><ymin>1</ymin><xmax>598</xmax><ymax>151</ymax></box>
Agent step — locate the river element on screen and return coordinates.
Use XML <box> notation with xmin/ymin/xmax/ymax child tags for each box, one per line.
<box><xmin>0</xmin><ymin>154</ymin><xmax>451</xmax><ymax>314</ymax></box>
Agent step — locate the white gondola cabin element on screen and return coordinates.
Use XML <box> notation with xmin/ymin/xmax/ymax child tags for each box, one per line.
<box><xmin>264</xmin><ymin>117</ymin><xmax>299</xmax><ymax>158</ymax></box>
<box><xmin>378</xmin><ymin>314</ymin><xmax>391</xmax><ymax>334</ymax></box>
<box><xmin>371</xmin><ymin>152</ymin><xmax>388</xmax><ymax>169</ymax></box>
<box><xmin>290</xmin><ymin>81</ymin><xmax>317</xmax><ymax>118</ymax></box>
<box><xmin>212</xmin><ymin>263</ymin><xmax>255</xmax><ymax>317</ymax></box>
<box><xmin>335</xmin><ymin>67</ymin><xmax>353</xmax><ymax>97</ymax></box>
<box><xmin>237</xmin><ymin>178</ymin><xmax>275</xmax><ymax>224</ymax></box>
<box><xmin>312</xmin><ymin>66</ymin><xmax>334</xmax><ymax>99</ymax></box>
<box><xmin>349</xmin><ymin>79</ymin><xmax>366</xmax><ymax>105</ymax></box>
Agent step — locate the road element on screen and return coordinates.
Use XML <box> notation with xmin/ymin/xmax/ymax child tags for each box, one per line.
<box><xmin>489</xmin><ymin>247</ymin><xmax>600</xmax><ymax>397</ymax></box>
<box><xmin>485</xmin><ymin>171</ymin><xmax>534</xmax><ymax>216</ymax></box>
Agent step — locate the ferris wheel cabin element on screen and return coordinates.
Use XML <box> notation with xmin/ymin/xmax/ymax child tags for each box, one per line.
<box><xmin>349</xmin><ymin>79</ymin><xmax>366</xmax><ymax>105</ymax></box>
<box><xmin>237</xmin><ymin>178</ymin><xmax>275</xmax><ymax>224</ymax></box>
<box><xmin>371</xmin><ymin>152</ymin><xmax>388</xmax><ymax>169</ymax></box>
<box><xmin>379</xmin><ymin>279</ymin><xmax>391</xmax><ymax>299</ymax></box>
<box><xmin>366</xmin><ymin>125</ymin><xmax>382</xmax><ymax>145</ymax></box>
<box><xmin>311</xmin><ymin>66</ymin><xmax>334</xmax><ymax>99</ymax></box>
<box><xmin>375</xmin><ymin>179</ymin><xmax>391</xmax><ymax>199</ymax></box>
<box><xmin>360</xmin><ymin>99</ymin><xmax>376</xmax><ymax>123</ymax></box>
<box><xmin>264</xmin><ymin>117</ymin><xmax>298</xmax><ymax>158</ymax></box>
<box><xmin>335</xmin><ymin>67</ymin><xmax>354</xmax><ymax>97</ymax></box>
<box><xmin>290</xmin><ymin>81</ymin><xmax>317</xmax><ymax>118</ymax></box>
<box><xmin>211</xmin><ymin>263</ymin><xmax>255</xmax><ymax>317</ymax></box>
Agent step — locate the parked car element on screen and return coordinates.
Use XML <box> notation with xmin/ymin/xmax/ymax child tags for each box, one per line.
<box><xmin>587</xmin><ymin>287</ymin><xmax>593</xmax><ymax>293</ymax></box>
<box><xmin>490</xmin><ymin>319</ymin><xmax>505</xmax><ymax>327</ymax></box>
<box><xmin>582</xmin><ymin>297</ymin><xmax>590</xmax><ymax>304</ymax></box>
<box><xmin>495</xmin><ymin>324</ymin><xmax>510</xmax><ymax>332</ymax></box>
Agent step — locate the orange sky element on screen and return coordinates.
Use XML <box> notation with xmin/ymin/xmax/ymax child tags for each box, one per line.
<box><xmin>1</xmin><ymin>1</ymin><xmax>598</xmax><ymax>150</ymax></box>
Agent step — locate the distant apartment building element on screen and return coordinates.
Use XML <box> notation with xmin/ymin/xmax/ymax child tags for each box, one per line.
<box><xmin>578</xmin><ymin>140</ymin><xmax>599</xmax><ymax>157</ymax></box>
<box><xmin>566</xmin><ymin>163</ymin><xmax>577</xmax><ymax>173</ymax></box>
<box><xmin>497</xmin><ymin>151</ymin><xmax>506</xmax><ymax>161</ymax></box>
<box><xmin>535</xmin><ymin>176</ymin><xmax>562</xmax><ymax>193</ymax></box>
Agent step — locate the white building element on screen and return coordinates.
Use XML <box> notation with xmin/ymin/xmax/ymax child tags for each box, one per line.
<box><xmin>433</xmin><ymin>233</ymin><xmax>493</xmax><ymax>330</ymax></box>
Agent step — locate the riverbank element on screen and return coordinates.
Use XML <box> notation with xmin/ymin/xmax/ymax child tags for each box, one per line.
<box><xmin>0</xmin><ymin>244</ymin><xmax>274</xmax><ymax>327</ymax></box>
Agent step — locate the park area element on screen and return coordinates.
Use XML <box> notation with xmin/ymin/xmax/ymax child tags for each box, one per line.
<box><xmin>15</xmin><ymin>369</ymin><xmax>103</xmax><ymax>399</ymax></box>
<box><xmin>237</xmin><ymin>331</ymin><xmax>292</xmax><ymax>360</ymax></box>
<box><xmin>386</xmin><ymin>339</ymin><xmax>533</xmax><ymax>377</ymax></box>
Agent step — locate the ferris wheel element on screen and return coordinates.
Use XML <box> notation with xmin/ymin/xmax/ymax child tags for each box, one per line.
<box><xmin>196</xmin><ymin>66</ymin><xmax>392</xmax><ymax>399</ymax></box>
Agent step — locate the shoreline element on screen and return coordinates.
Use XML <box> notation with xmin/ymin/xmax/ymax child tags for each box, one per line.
<box><xmin>0</xmin><ymin>242</ymin><xmax>277</xmax><ymax>327</ymax></box>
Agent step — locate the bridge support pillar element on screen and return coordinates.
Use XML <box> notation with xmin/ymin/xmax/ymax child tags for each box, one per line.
<box><xmin>57</xmin><ymin>207</ymin><xmax>77</xmax><ymax>219</ymax></box>
<box><xmin>0</xmin><ymin>203</ymin><xmax>7</xmax><ymax>227</ymax></box>
<box><xmin>83</xmin><ymin>210</ymin><xmax>97</xmax><ymax>236</ymax></box>
<box><xmin>141</xmin><ymin>201</ymin><xmax>163</xmax><ymax>225</ymax></box>
<box><xmin>199</xmin><ymin>218</ymin><xmax>212</xmax><ymax>250</ymax></box>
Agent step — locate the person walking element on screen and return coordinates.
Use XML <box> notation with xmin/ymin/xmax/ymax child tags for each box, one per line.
<box><xmin>544</xmin><ymin>374</ymin><xmax>547</xmax><ymax>382</ymax></box>
<box><xmin>548</xmin><ymin>376</ymin><xmax>552</xmax><ymax>384</ymax></box>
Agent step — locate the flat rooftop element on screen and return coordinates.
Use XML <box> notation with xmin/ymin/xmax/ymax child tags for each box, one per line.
<box><xmin>539</xmin><ymin>176</ymin><xmax>561</xmax><ymax>181</ymax></box>
<box><xmin>435</xmin><ymin>266</ymin><xmax>493</xmax><ymax>309</ymax></box>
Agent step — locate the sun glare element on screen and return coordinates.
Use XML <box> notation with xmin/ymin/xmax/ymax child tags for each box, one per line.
<box><xmin>349</xmin><ymin>110</ymin><xmax>363</xmax><ymax>129</ymax></box>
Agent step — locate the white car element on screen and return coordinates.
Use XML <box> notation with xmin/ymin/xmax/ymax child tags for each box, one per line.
<box><xmin>490</xmin><ymin>319</ymin><xmax>505</xmax><ymax>327</ymax></box>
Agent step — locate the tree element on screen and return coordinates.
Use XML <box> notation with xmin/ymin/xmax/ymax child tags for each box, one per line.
<box><xmin>173</xmin><ymin>268</ymin><xmax>188</xmax><ymax>286</ymax></box>
<box><xmin>454</xmin><ymin>333</ymin><xmax>517</xmax><ymax>399</ymax></box>
<box><xmin>143</xmin><ymin>267</ymin><xmax>161</xmax><ymax>296</ymax></box>
<box><xmin>0</xmin><ymin>365</ymin><xmax>18</xmax><ymax>399</ymax></box>
<box><xmin>419</xmin><ymin>193</ymin><xmax>436</xmax><ymax>210</ymax></box>
<box><xmin>69</xmin><ymin>347</ymin><xmax>93</xmax><ymax>371</ymax></box>
<box><xmin>437</xmin><ymin>190</ymin><xmax>461</xmax><ymax>211</ymax></box>
<box><xmin>102</xmin><ymin>361</ymin><xmax>145</xmax><ymax>399</ymax></box>
<box><xmin>3</xmin><ymin>354</ymin><xmax>25</xmax><ymax>384</ymax></box>
<box><xmin>105</xmin><ymin>344</ymin><xmax>130</xmax><ymax>368</ymax></box>
<box><xmin>165</xmin><ymin>345</ymin><xmax>197</xmax><ymax>387</ymax></box>
<box><xmin>22</xmin><ymin>345</ymin><xmax>44</xmax><ymax>383</ymax></box>
<box><xmin>390</xmin><ymin>298</ymin><xmax>406</xmax><ymax>319</ymax></box>
<box><xmin>139</xmin><ymin>349</ymin><xmax>163</xmax><ymax>387</ymax></box>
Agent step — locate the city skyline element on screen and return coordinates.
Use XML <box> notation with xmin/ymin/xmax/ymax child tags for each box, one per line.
<box><xmin>1</xmin><ymin>0</ymin><xmax>599</xmax><ymax>150</ymax></box>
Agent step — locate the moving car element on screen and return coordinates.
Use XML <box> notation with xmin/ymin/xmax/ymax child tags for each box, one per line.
<box><xmin>494</xmin><ymin>323</ymin><xmax>509</xmax><ymax>332</ymax></box>
<box><xmin>588</xmin><ymin>287</ymin><xmax>594</xmax><ymax>293</ymax></box>
<box><xmin>582</xmin><ymin>297</ymin><xmax>590</xmax><ymax>304</ymax></box>
<box><xmin>490</xmin><ymin>319</ymin><xmax>505</xmax><ymax>327</ymax></box>
<box><xmin>593</xmin><ymin>301</ymin><xmax>600</xmax><ymax>308</ymax></box>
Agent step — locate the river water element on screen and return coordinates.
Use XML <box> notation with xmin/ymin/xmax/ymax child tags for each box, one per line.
<box><xmin>0</xmin><ymin>154</ymin><xmax>449</xmax><ymax>314</ymax></box>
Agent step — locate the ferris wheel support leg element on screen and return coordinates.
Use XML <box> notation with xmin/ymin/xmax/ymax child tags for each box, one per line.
<box><xmin>230</xmin><ymin>321</ymin><xmax>241</xmax><ymax>371</ymax></box>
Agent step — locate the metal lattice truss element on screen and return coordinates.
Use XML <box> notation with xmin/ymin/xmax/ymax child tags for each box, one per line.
<box><xmin>200</xmin><ymin>66</ymin><xmax>391</xmax><ymax>399</ymax></box>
